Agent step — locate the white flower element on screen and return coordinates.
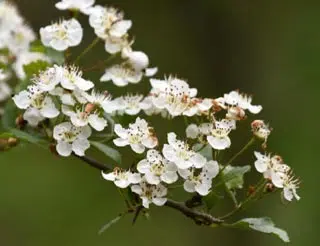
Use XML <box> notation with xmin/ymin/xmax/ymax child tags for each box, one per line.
<box><xmin>131</xmin><ymin>179</ymin><xmax>167</xmax><ymax>208</ymax></box>
<box><xmin>186</xmin><ymin>124</ymin><xmax>200</xmax><ymax>139</ymax></box>
<box><xmin>254</xmin><ymin>152</ymin><xmax>291</xmax><ymax>188</ymax></box>
<box><xmin>32</xmin><ymin>65</ymin><xmax>62</xmax><ymax>92</ymax></box>
<box><xmin>183</xmin><ymin>98</ymin><xmax>213</xmax><ymax>117</ymax></box>
<box><xmin>207</xmin><ymin>119</ymin><xmax>235</xmax><ymax>150</ymax></box>
<box><xmin>163</xmin><ymin>132</ymin><xmax>206</xmax><ymax>169</ymax></box>
<box><xmin>6</xmin><ymin>24</ymin><xmax>35</xmax><ymax>55</ymax></box>
<box><xmin>82</xmin><ymin>90</ymin><xmax>116</xmax><ymax>114</ymax></box>
<box><xmin>0</xmin><ymin>2</ymin><xmax>23</xmax><ymax>32</ymax></box>
<box><xmin>150</xmin><ymin>76</ymin><xmax>197</xmax><ymax>117</ymax></box>
<box><xmin>282</xmin><ymin>174</ymin><xmax>300</xmax><ymax>202</ymax></box>
<box><xmin>40</xmin><ymin>18</ymin><xmax>83</xmax><ymax>51</ymax></box>
<box><xmin>55</xmin><ymin>0</ymin><xmax>95</xmax><ymax>14</ymax></box>
<box><xmin>59</xmin><ymin>65</ymin><xmax>94</xmax><ymax>91</ymax></box>
<box><xmin>67</xmin><ymin>108</ymin><xmax>107</xmax><ymax>132</ymax></box>
<box><xmin>178</xmin><ymin>160</ymin><xmax>219</xmax><ymax>196</ymax></box>
<box><xmin>13</xmin><ymin>85</ymin><xmax>59</xmax><ymax>126</ymax></box>
<box><xmin>100</xmin><ymin>50</ymin><xmax>156</xmax><ymax>87</ymax></box>
<box><xmin>102</xmin><ymin>169</ymin><xmax>141</xmax><ymax>188</ymax></box>
<box><xmin>12</xmin><ymin>51</ymin><xmax>51</xmax><ymax>80</ymax></box>
<box><xmin>88</xmin><ymin>6</ymin><xmax>132</xmax><ymax>39</ymax></box>
<box><xmin>113</xmin><ymin>117</ymin><xmax>158</xmax><ymax>154</ymax></box>
<box><xmin>140</xmin><ymin>95</ymin><xmax>168</xmax><ymax>117</ymax></box>
<box><xmin>137</xmin><ymin>150</ymin><xmax>178</xmax><ymax>185</ymax></box>
<box><xmin>222</xmin><ymin>90</ymin><xmax>262</xmax><ymax>114</ymax></box>
<box><xmin>53</xmin><ymin>122</ymin><xmax>91</xmax><ymax>156</ymax></box>
<box><xmin>113</xmin><ymin>94</ymin><xmax>144</xmax><ymax>115</ymax></box>
<box><xmin>104</xmin><ymin>34</ymin><xmax>132</xmax><ymax>54</ymax></box>
<box><xmin>0</xmin><ymin>69</ymin><xmax>11</xmax><ymax>102</ymax></box>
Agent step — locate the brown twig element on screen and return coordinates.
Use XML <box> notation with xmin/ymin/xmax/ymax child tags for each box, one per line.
<box><xmin>75</xmin><ymin>154</ymin><xmax>223</xmax><ymax>226</ymax></box>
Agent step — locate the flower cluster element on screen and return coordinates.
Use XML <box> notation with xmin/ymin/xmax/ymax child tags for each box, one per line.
<box><xmin>6</xmin><ymin>0</ymin><xmax>301</xmax><ymax>228</ymax></box>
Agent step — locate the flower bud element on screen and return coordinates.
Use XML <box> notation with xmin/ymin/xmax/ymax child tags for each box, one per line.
<box><xmin>15</xmin><ymin>114</ymin><xmax>26</xmax><ymax>129</ymax></box>
<box><xmin>226</xmin><ymin>106</ymin><xmax>246</xmax><ymax>120</ymax></box>
<box><xmin>251</xmin><ymin>120</ymin><xmax>271</xmax><ymax>140</ymax></box>
<box><xmin>85</xmin><ymin>103</ymin><xmax>96</xmax><ymax>114</ymax></box>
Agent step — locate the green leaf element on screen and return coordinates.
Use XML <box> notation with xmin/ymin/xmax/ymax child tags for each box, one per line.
<box><xmin>203</xmin><ymin>191</ymin><xmax>224</xmax><ymax>211</ymax></box>
<box><xmin>30</xmin><ymin>40</ymin><xmax>46</xmax><ymax>53</ymax></box>
<box><xmin>1</xmin><ymin>100</ymin><xmax>18</xmax><ymax>130</ymax></box>
<box><xmin>23</xmin><ymin>60</ymin><xmax>51</xmax><ymax>79</ymax></box>
<box><xmin>195</xmin><ymin>144</ymin><xmax>213</xmax><ymax>160</ymax></box>
<box><xmin>91</xmin><ymin>141</ymin><xmax>122</xmax><ymax>164</ymax></box>
<box><xmin>0</xmin><ymin>132</ymin><xmax>15</xmax><ymax>139</ymax></box>
<box><xmin>222</xmin><ymin>165</ymin><xmax>251</xmax><ymax>189</ymax></box>
<box><xmin>230</xmin><ymin>217</ymin><xmax>290</xmax><ymax>243</ymax></box>
<box><xmin>98</xmin><ymin>215</ymin><xmax>122</xmax><ymax>235</ymax></box>
<box><xmin>9</xmin><ymin>129</ymin><xmax>47</xmax><ymax>147</ymax></box>
<box><xmin>46</xmin><ymin>47</ymin><xmax>65</xmax><ymax>65</ymax></box>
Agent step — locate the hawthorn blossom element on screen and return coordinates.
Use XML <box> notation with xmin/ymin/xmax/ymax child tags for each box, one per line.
<box><xmin>137</xmin><ymin>150</ymin><xmax>178</xmax><ymax>185</ymax></box>
<box><xmin>183</xmin><ymin>98</ymin><xmax>213</xmax><ymax>117</ymax></box>
<box><xmin>186</xmin><ymin>124</ymin><xmax>200</xmax><ymax>139</ymax></box>
<box><xmin>32</xmin><ymin>65</ymin><xmax>62</xmax><ymax>92</ymax></box>
<box><xmin>13</xmin><ymin>85</ymin><xmax>59</xmax><ymax>126</ymax></box>
<box><xmin>55</xmin><ymin>0</ymin><xmax>95</xmax><ymax>14</ymax></box>
<box><xmin>178</xmin><ymin>160</ymin><xmax>219</xmax><ymax>196</ymax></box>
<box><xmin>113</xmin><ymin>117</ymin><xmax>158</xmax><ymax>154</ymax></box>
<box><xmin>82</xmin><ymin>90</ymin><xmax>115</xmax><ymax>114</ymax></box>
<box><xmin>102</xmin><ymin>169</ymin><xmax>141</xmax><ymax>188</ymax></box>
<box><xmin>113</xmin><ymin>94</ymin><xmax>144</xmax><ymax>115</ymax></box>
<box><xmin>100</xmin><ymin>50</ymin><xmax>157</xmax><ymax>87</ymax></box>
<box><xmin>131</xmin><ymin>179</ymin><xmax>167</xmax><ymax>208</ymax></box>
<box><xmin>282</xmin><ymin>174</ymin><xmax>300</xmax><ymax>202</ymax></box>
<box><xmin>6</xmin><ymin>24</ymin><xmax>36</xmax><ymax>55</ymax></box>
<box><xmin>59</xmin><ymin>65</ymin><xmax>94</xmax><ymax>91</ymax></box>
<box><xmin>88</xmin><ymin>6</ymin><xmax>132</xmax><ymax>39</ymax></box>
<box><xmin>40</xmin><ymin>18</ymin><xmax>83</xmax><ymax>51</ymax></box>
<box><xmin>53</xmin><ymin>122</ymin><xmax>91</xmax><ymax>156</ymax></box>
<box><xmin>207</xmin><ymin>119</ymin><xmax>235</xmax><ymax>150</ymax></box>
<box><xmin>0</xmin><ymin>2</ymin><xmax>23</xmax><ymax>32</ymax></box>
<box><xmin>220</xmin><ymin>90</ymin><xmax>262</xmax><ymax>114</ymax></box>
<box><xmin>104</xmin><ymin>34</ymin><xmax>131</xmax><ymax>54</ymax></box>
<box><xmin>163</xmin><ymin>132</ymin><xmax>206</xmax><ymax>169</ymax></box>
<box><xmin>140</xmin><ymin>95</ymin><xmax>168</xmax><ymax>117</ymax></box>
<box><xmin>150</xmin><ymin>76</ymin><xmax>197</xmax><ymax>116</ymax></box>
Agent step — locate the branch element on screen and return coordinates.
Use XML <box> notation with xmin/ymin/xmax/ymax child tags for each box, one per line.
<box><xmin>75</xmin><ymin>154</ymin><xmax>223</xmax><ymax>226</ymax></box>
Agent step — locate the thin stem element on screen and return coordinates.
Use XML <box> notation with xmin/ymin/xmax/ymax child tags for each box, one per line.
<box><xmin>222</xmin><ymin>137</ymin><xmax>255</xmax><ymax>171</ymax></box>
<box><xmin>219</xmin><ymin>178</ymin><xmax>267</xmax><ymax>220</ymax></box>
<box><xmin>74</xmin><ymin>37</ymin><xmax>100</xmax><ymax>64</ymax></box>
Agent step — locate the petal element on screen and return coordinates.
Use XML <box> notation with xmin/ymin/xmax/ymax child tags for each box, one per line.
<box><xmin>23</xmin><ymin>108</ymin><xmax>44</xmax><ymax>126</ymax></box>
<box><xmin>145</xmin><ymin>67</ymin><xmax>158</xmax><ymax>77</ymax></box>
<box><xmin>110</xmin><ymin>20</ymin><xmax>132</xmax><ymax>38</ymax></box>
<box><xmin>186</xmin><ymin>124</ymin><xmax>199</xmax><ymax>139</ymax></box>
<box><xmin>101</xmin><ymin>171</ymin><xmax>116</xmax><ymax>181</ymax></box>
<box><xmin>190</xmin><ymin>153</ymin><xmax>206</xmax><ymax>168</ymax></box>
<box><xmin>207</xmin><ymin>135</ymin><xmax>231</xmax><ymax>150</ymax></box>
<box><xmin>75</xmin><ymin>78</ymin><xmax>94</xmax><ymax>91</ymax></box>
<box><xmin>137</xmin><ymin>159</ymin><xmax>150</xmax><ymax>174</ymax></box>
<box><xmin>204</xmin><ymin>160</ymin><xmax>220</xmax><ymax>178</ymax></box>
<box><xmin>114</xmin><ymin>124</ymin><xmax>128</xmax><ymax>138</ymax></box>
<box><xmin>113</xmin><ymin>138</ymin><xmax>129</xmax><ymax>147</ymax></box>
<box><xmin>40</xmin><ymin>97</ymin><xmax>60</xmax><ymax>118</ymax></box>
<box><xmin>56</xmin><ymin>141</ymin><xmax>72</xmax><ymax>157</ymax></box>
<box><xmin>152</xmin><ymin>197</ymin><xmax>167</xmax><ymax>206</ymax></box>
<box><xmin>131</xmin><ymin>185</ymin><xmax>142</xmax><ymax>195</ymax></box>
<box><xmin>142</xmin><ymin>136</ymin><xmax>158</xmax><ymax>149</ymax></box>
<box><xmin>195</xmin><ymin>183</ymin><xmax>211</xmax><ymax>196</ymax></box>
<box><xmin>130</xmin><ymin>143</ymin><xmax>145</xmax><ymax>154</ymax></box>
<box><xmin>254</xmin><ymin>160</ymin><xmax>268</xmax><ymax>173</ymax></box>
<box><xmin>115</xmin><ymin>179</ymin><xmax>130</xmax><ymax>188</ymax></box>
<box><xmin>88</xmin><ymin>114</ymin><xmax>107</xmax><ymax>131</ymax></box>
<box><xmin>183</xmin><ymin>180</ymin><xmax>196</xmax><ymax>193</ymax></box>
<box><xmin>161</xmin><ymin>171</ymin><xmax>178</xmax><ymax>184</ymax></box>
<box><xmin>128</xmin><ymin>173</ymin><xmax>141</xmax><ymax>184</ymax></box>
<box><xmin>13</xmin><ymin>90</ymin><xmax>31</xmax><ymax>109</ymax></box>
<box><xmin>162</xmin><ymin>144</ymin><xmax>176</xmax><ymax>162</ymax></box>
<box><xmin>145</xmin><ymin>172</ymin><xmax>160</xmax><ymax>185</ymax></box>
<box><xmin>72</xmin><ymin>138</ymin><xmax>90</xmax><ymax>156</ymax></box>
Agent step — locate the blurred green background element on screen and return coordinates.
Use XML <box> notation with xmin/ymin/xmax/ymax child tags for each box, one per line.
<box><xmin>0</xmin><ymin>0</ymin><xmax>318</xmax><ymax>245</ymax></box>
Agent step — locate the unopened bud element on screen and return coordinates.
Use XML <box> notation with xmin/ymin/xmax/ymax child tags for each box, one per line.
<box><xmin>15</xmin><ymin>114</ymin><xmax>26</xmax><ymax>129</ymax></box>
<box><xmin>85</xmin><ymin>103</ymin><xmax>96</xmax><ymax>114</ymax></box>
<box><xmin>251</xmin><ymin>120</ymin><xmax>271</xmax><ymax>140</ymax></box>
<box><xmin>265</xmin><ymin>183</ymin><xmax>275</xmax><ymax>193</ymax></box>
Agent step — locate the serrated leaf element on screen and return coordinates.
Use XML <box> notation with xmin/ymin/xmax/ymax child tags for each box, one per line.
<box><xmin>91</xmin><ymin>141</ymin><xmax>122</xmax><ymax>164</ymax></box>
<box><xmin>203</xmin><ymin>191</ymin><xmax>223</xmax><ymax>211</ymax></box>
<box><xmin>46</xmin><ymin>47</ymin><xmax>64</xmax><ymax>65</ymax></box>
<box><xmin>98</xmin><ymin>215</ymin><xmax>122</xmax><ymax>235</ymax></box>
<box><xmin>222</xmin><ymin>165</ymin><xmax>251</xmax><ymax>189</ymax></box>
<box><xmin>23</xmin><ymin>60</ymin><xmax>50</xmax><ymax>78</ymax></box>
<box><xmin>230</xmin><ymin>217</ymin><xmax>290</xmax><ymax>243</ymax></box>
<box><xmin>1</xmin><ymin>100</ymin><xmax>18</xmax><ymax>130</ymax></box>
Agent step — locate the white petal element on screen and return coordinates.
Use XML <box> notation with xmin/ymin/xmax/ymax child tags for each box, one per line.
<box><xmin>204</xmin><ymin>160</ymin><xmax>220</xmax><ymax>178</ymax></box>
<box><xmin>56</xmin><ymin>141</ymin><xmax>73</xmax><ymax>157</ymax></box>
<box><xmin>142</xmin><ymin>137</ymin><xmax>158</xmax><ymax>149</ymax></box>
<box><xmin>101</xmin><ymin>171</ymin><xmax>116</xmax><ymax>181</ymax></box>
<box><xmin>254</xmin><ymin>160</ymin><xmax>268</xmax><ymax>173</ymax></box>
<box><xmin>114</xmin><ymin>124</ymin><xmax>128</xmax><ymax>138</ymax></box>
<box><xmin>110</xmin><ymin>20</ymin><xmax>132</xmax><ymax>38</ymax></box>
<box><xmin>72</xmin><ymin>138</ymin><xmax>90</xmax><ymax>156</ymax></box>
<box><xmin>137</xmin><ymin>159</ymin><xmax>150</xmax><ymax>174</ymax></box>
<box><xmin>130</xmin><ymin>143</ymin><xmax>145</xmax><ymax>154</ymax></box>
<box><xmin>195</xmin><ymin>183</ymin><xmax>211</xmax><ymax>196</ymax></box>
<box><xmin>145</xmin><ymin>67</ymin><xmax>158</xmax><ymax>77</ymax></box>
<box><xmin>23</xmin><ymin>108</ymin><xmax>44</xmax><ymax>126</ymax></box>
<box><xmin>13</xmin><ymin>90</ymin><xmax>31</xmax><ymax>109</ymax></box>
<box><xmin>88</xmin><ymin>114</ymin><xmax>107</xmax><ymax>131</ymax></box>
<box><xmin>152</xmin><ymin>197</ymin><xmax>167</xmax><ymax>206</ymax></box>
<box><xmin>131</xmin><ymin>185</ymin><xmax>142</xmax><ymax>195</ymax></box>
<box><xmin>145</xmin><ymin>172</ymin><xmax>160</xmax><ymax>185</ymax></box>
<box><xmin>191</xmin><ymin>153</ymin><xmax>206</xmax><ymax>168</ymax></box>
<box><xmin>75</xmin><ymin>78</ymin><xmax>94</xmax><ymax>91</ymax></box>
<box><xmin>128</xmin><ymin>173</ymin><xmax>141</xmax><ymax>184</ymax></box>
<box><xmin>207</xmin><ymin>135</ymin><xmax>231</xmax><ymax>150</ymax></box>
<box><xmin>162</xmin><ymin>144</ymin><xmax>176</xmax><ymax>162</ymax></box>
<box><xmin>113</xmin><ymin>138</ymin><xmax>129</xmax><ymax>147</ymax></box>
<box><xmin>183</xmin><ymin>180</ymin><xmax>196</xmax><ymax>193</ymax></box>
<box><xmin>186</xmin><ymin>124</ymin><xmax>199</xmax><ymax>139</ymax></box>
<box><xmin>40</xmin><ymin>97</ymin><xmax>59</xmax><ymax>118</ymax></box>
<box><xmin>115</xmin><ymin>179</ymin><xmax>130</xmax><ymax>188</ymax></box>
<box><xmin>161</xmin><ymin>171</ymin><xmax>178</xmax><ymax>184</ymax></box>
